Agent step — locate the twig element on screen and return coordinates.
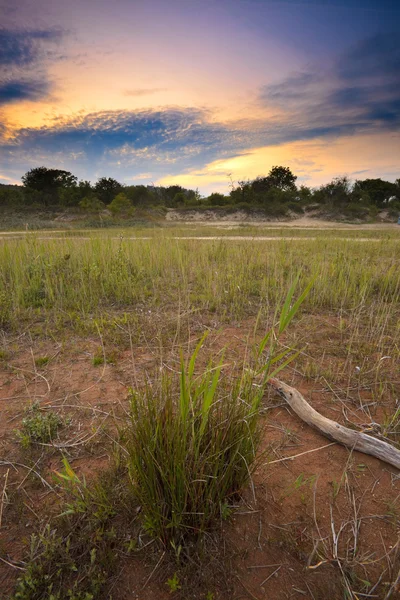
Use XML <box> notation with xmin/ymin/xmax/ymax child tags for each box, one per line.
<box><xmin>0</xmin><ymin>468</ymin><xmax>9</xmax><ymax>528</ymax></box>
<box><xmin>260</xmin><ymin>565</ymin><xmax>281</xmax><ymax>586</ymax></box>
<box><xmin>141</xmin><ymin>550</ymin><xmax>165</xmax><ymax>590</ymax></box>
<box><xmin>266</xmin><ymin>442</ymin><xmax>336</xmax><ymax>465</ymax></box>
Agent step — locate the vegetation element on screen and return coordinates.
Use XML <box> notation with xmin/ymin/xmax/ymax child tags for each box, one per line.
<box><xmin>1</xmin><ymin>166</ymin><xmax>399</xmax><ymax>224</ymax></box>
<box><xmin>1</xmin><ymin>225</ymin><xmax>399</xmax><ymax>599</ymax></box>
<box><xmin>16</xmin><ymin>403</ymin><xmax>66</xmax><ymax>448</ymax></box>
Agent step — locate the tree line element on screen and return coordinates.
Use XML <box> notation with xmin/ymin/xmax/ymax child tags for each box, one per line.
<box><xmin>0</xmin><ymin>165</ymin><xmax>399</xmax><ymax>218</ymax></box>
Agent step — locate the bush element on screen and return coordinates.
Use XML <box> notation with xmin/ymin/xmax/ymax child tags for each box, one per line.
<box><xmin>78</xmin><ymin>196</ymin><xmax>105</xmax><ymax>212</ymax></box>
<box><xmin>287</xmin><ymin>201</ymin><xmax>304</xmax><ymax>214</ymax></box>
<box><xmin>343</xmin><ymin>203</ymin><xmax>370</xmax><ymax>219</ymax></box>
<box><xmin>108</xmin><ymin>193</ymin><xmax>134</xmax><ymax>216</ymax></box>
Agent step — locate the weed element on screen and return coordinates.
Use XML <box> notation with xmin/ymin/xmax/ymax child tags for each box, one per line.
<box><xmin>13</xmin><ymin>464</ymin><xmax>135</xmax><ymax>600</ymax></box>
<box><xmin>16</xmin><ymin>403</ymin><xmax>66</xmax><ymax>448</ymax></box>
<box><xmin>0</xmin><ymin>348</ymin><xmax>10</xmax><ymax>360</ymax></box>
<box><xmin>92</xmin><ymin>347</ymin><xmax>117</xmax><ymax>366</ymax></box>
<box><xmin>34</xmin><ymin>355</ymin><xmax>49</xmax><ymax>368</ymax></box>
<box><xmin>166</xmin><ymin>573</ymin><xmax>181</xmax><ymax>593</ymax></box>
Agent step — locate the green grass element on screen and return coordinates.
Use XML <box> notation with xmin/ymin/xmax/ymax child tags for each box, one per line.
<box><xmin>0</xmin><ymin>233</ymin><xmax>399</xmax><ymax>330</ymax></box>
<box><xmin>126</xmin><ymin>279</ymin><xmax>308</xmax><ymax>545</ymax></box>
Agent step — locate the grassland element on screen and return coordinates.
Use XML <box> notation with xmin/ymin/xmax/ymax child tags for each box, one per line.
<box><xmin>0</xmin><ymin>225</ymin><xmax>399</xmax><ymax>599</ymax></box>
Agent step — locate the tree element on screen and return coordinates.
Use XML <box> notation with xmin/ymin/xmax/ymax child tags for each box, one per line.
<box><xmin>125</xmin><ymin>185</ymin><xmax>157</xmax><ymax>206</ymax></box>
<box><xmin>315</xmin><ymin>176</ymin><xmax>353</xmax><ymax>205</ymax></box>
<box><xmin>94</xmin><ymin>177</ymin><xmax>123</xmax><ymax>205</ymax></box>
<box><xmin>267</xmin><ymin>166</ymin><xmax>297</xmax><ymax>191</ymax></box>
<box><xmin>108</xmin><ymin>192</ymin><xmax>134</xmax><ymax>216</ymax></box>
<box><xmin>354</xmin><ymin>178</ymin><xmax>398</xmax><ymax>207</ymax></box>
<box><xmin>22</xmin><ymin>167</ymin><xmax>77</xmax><ymax>206</ymax></box>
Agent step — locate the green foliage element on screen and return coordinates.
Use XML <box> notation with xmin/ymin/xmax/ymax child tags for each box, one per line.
<box><xmin>208</xmin><ymin>192</ymin><xmax>230</xmax><ymax>206</ymax></box>
<box><xmin>126</xmin><ymin>279</ymin><xmax>310</xmax><ymax>545</ymax></box>
<box><xmin>354</xmin><ymin>178</ymin><xmax>398</xmax><ymax>207</ymax></box>
<box><xmin>35</xmin><ymin>355</ymin><xmax>49</xmax><ymax>367</ymax></box>
<box><xmin>266</xmin><ymin>165</ymin><xmax>297</xmax><ymax>191</ymax></box>
<box><xmin>78</xmin><ymin>196</ymin><xmax>105</xmax><ymax>212</ymax></box>
<box><xmin>0</xmin><ymin>289</ymin><xmax>12</xmax><ymax>328</ymax></box>
<box><xmin>166</xmin><ymin>573</ymin><xmax>181</xmax><ymax>593</ymax></box>
<box><xmin>13</xmin><ymin>465</ymin><xmax>130</xmax><ymax>600</ymax></box>
<box><xmin>16</xmin><ymin>403</ymin><xmax>65</xmax><ymax>447</ymax></box>
<box><xmin>94</xmin><ymin>177</ymin><xmax>123</xmax><ymax>205</ymax></box>
<box><xmin>22</xmin><ymin>167</ymin><xmax>77</xmax><ymax>206</ymax></box>
<box><xmin>108</xmin><ymin>192</ymin><xmax>134</xmax><ymax>216</ymax></box>
<box><xmin>127</xmin><ymin>348</ymin><xmax>261</xmax><ymax>544</ymax></box>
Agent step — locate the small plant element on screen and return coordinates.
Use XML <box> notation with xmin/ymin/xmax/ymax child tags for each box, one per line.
<box><xmin>382</xmin><ymin>406</ymin><xmax>400</xmax><ymax>447</ymax></box>
<box><xmin>34</xmin><ymin>355</ymin><xmax>49</xmax><ymax>368</ymax></box>
<box><xmin>16</xmin><ymin>403</ymin><xmax>65</xmax><ymax>448</ymax></box>
<box><xmin>92</xmin><ymin>347</ymin><xmax>117</xmax><ymax>366</ymax></box>
<box><xmin>166</xmin><ymin>573</ymin><xmax>181</xmax><ymax>593</ymax></box>
<box><xmin>13</xmin><ymin>463</ymin><xmax>134</xmax><ymax>600</ymax></box>
<box><xmin>0</xmin><ymin>348</ymin><xmax>10</xmax><ymax>361</ymax></box>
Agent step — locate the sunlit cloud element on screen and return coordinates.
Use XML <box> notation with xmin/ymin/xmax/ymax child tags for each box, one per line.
<box><xmin>0</xmin><ymin>1</ymin><xmax>399</xmax><ymax>190</ymax></box>
<box><xmin>123</xmin><ymin>88</ymin><xmax>168</xmax><ymax>97</ymax></box>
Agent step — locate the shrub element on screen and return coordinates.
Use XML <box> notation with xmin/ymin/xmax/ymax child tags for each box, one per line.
<box><xmin>287</xmin><ymin>201</ymin><xmax>304</xmax><ymax>214</ymax></box>
<box><xmin>78</xmin><ymin>196</ymin><xmax>105</xmax><ymax>212</ymax></box>
<box><xmin>108</xmin><ymin>193</ymin><xmax>134</xmax><ymax>216</ymax></box>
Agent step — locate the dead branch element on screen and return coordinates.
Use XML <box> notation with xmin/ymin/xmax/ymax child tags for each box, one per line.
<box><xmin>268</xmin><ymin>378</ymin><xmax>400</xmax><ymax>470</ymax></box>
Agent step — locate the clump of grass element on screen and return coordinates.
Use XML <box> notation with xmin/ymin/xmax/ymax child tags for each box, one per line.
<box><xmin>382</xmin><ymin>406</ymin><xmax>400</xmax><ymax>447</ymax></box>
<box><xmin>0</xmin><ymin>348</ymin><xmax>10</xmax><ymax>361</ymax></box>
<box><xmin>16</xmin><ymin>403</ymin><xmax>66</xmax><ymax>448</ymax></box>
<box><xmin>92</xmin><ymin>347</ymin><xmax>117</xmax><ymax>366</ymax></box>
<box><xmin>34</xmin><ymin>355</ymin><xmax>49</xmax><ymax>368</ymax></box>
<box><xmin>126</xmin><ymin>276</ymin><xmax>311</xmax><ymax>545</ymax></box>
<box><xmin>127</xmin><ymin>348</ymin><xmax>262</xmax><ymax>544</ymax></box>
<box><xmin>0</xmin><ymin>289</ymin><xmax>12</xmax><ymax>329</ymax></box>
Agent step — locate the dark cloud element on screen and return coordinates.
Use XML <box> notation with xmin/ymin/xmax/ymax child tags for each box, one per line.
<box><xmin>260</xmin><ymin>32</ymin><xmax>400</xmax><ymax>130</ymax></box>
<box><xmin>337</xmin><ymin>33</ymin><xmax>400</xmax><ymax>80</ymax></box>
<box><xmin>0</xmin><ymin>28</ymin><xmax>63</xmax><ymax>67</ymax></box>
<box><xmin>0</xmin><ymin>78</ymin><xmax>50</xmax><ymax>105</ymax></box>
<box><xmin>0</xmin><ymin>27</ymin><xmax>63</xmax><ymax>106</ymax></box>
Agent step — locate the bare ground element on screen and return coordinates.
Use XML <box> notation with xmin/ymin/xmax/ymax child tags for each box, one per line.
<box><xmin>1</xmin><ymin>312</ymin><xmax>399</xmax><ymax>599</ymax></box>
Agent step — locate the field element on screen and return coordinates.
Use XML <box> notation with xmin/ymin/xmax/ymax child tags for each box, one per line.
<box><xmin>0</xmin><ymin>224</ymin><xmax>400</xmax><ymax>600</ymax></box>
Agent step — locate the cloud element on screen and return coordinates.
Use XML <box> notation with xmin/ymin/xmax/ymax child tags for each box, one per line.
<box><xmin>260</xmin><ymin>32</ymin><xmax>400</xmax><ymax>130</ymax></box>
<box><xmin>0</xmin><ymin>28</ymin><xmax>63</xmax><ymax>106</ymax></box>
<box><xmin>124</xmin><ymin>88</ymin><xmax>168</xmax><ymax>97</ymax></box>
<box><xmin>1</xmin><ymin>33</ymin><xmax>399</xmax><ymax>185</ymax></box>
<box><xmin>0</xmin><ymin>28</ymin><xmax>63</xmax><ymax>67</ymax></box>
<box><xmin>0</xmin><ymin>78</ymin><xmax>50</xmax><ymax>105</ymax></box>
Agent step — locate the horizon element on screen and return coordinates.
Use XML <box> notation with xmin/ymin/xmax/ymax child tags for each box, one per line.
<box><xmin>1</xmin><ymin>0</ymin><xmax>399</xmax><ymax>194</ymax></box>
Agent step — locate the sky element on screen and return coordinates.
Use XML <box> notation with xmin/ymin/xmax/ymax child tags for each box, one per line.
<box><xmin>0</xmin><ymin>0</ymin><xmax>399</xmax><ymax>194</ymax></box>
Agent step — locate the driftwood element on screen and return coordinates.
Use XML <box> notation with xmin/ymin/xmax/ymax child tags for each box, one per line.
<box><xmin>268</xmin><ymin>377</ymin><xmax>400</xmax><ymax>470</ymax></box>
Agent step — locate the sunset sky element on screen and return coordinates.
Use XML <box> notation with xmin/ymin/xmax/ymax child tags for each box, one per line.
<box><xmin>0</xmin><ymin>0</ymin><xmax>399</xmax><ymax>194</ymax></box>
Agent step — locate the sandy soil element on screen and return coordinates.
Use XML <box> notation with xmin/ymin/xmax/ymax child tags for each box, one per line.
<box><xmin>1</xmin><ymin>314</ymin><xmax>399</xmax><ymax>599</ymax></box>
